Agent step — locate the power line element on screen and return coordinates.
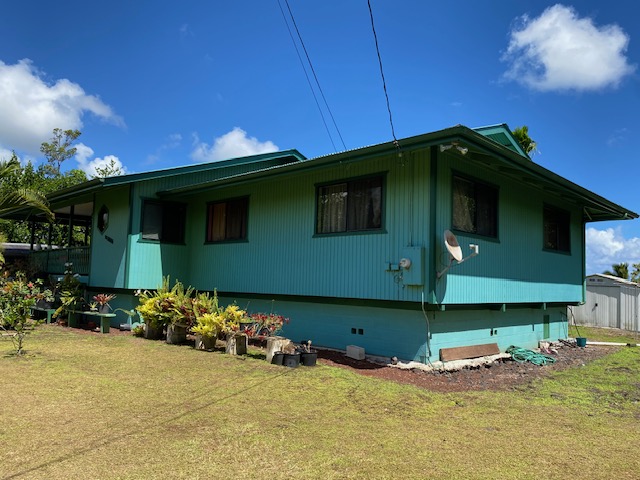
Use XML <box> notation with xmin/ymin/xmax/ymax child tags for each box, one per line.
<box><xmin>277</xmin><ymin>0</ymin><xmax>337</xmax><ymax>151</ymax></box>
<box><xmin>284</xmin><ymin>0</ymin><xmax>346</xmax><ymax>151</ymax></box>
<box><xmin>367</xmin><ymin>0</ymin><xmax>399</xmax><ymax>146</ymax></box>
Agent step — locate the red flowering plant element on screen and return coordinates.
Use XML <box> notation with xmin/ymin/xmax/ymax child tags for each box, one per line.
<box><xmin>92</xmin><ymin>293</ymin><xmax>117</xmax><ymax>311</ymax></box>
<box><xmin>244</xmin><ymin>312</ymin><xmax>289</xmax><ymax>338</ymax></box>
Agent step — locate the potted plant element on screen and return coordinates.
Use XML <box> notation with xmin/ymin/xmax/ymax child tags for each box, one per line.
<box><xmin>246</xmin><ymin>312</ymin><xmax>289</xmax><ymax>338</ymax></box>
<box><xmin>165</xmin><ymin>280</ymin><xmax>195</xmax><ymax>344</ymax></box>
<box><xmin>136</xmin><ymin>279</ymin><xmax>176</xmax><ymax>340</ymax></box>
<box><xmin>299</xmin><ymin>340</ymin><xmax>317</xmax><ymax>367</ymax></box>
<box><xmin>191</xmin><ymin>312</ymin><xmax>223</xmax><ymax>350</ymax></box>
<box><xmin>92</xmin><ymin>293</ymin><xmax>116</xmax><ymax>314</ymax></box>
<box><xmin>222</xmin><ymin>304</ymin><xmax>249</xmax><ymax>355</ymax></box>
<box><xmin>51</xmin><ymin>266</ymin><xmax>85</xmax><ymax>327</ymax></box>
<box><xmin>281</xmin><ymin>342</ymin><xmax>300</xmax><ymax>368</ymax></box>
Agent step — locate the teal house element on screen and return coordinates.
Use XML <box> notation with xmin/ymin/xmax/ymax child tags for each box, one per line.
<box><xmin>9</xmin><ymin>124</ymin><xmax>637</xmax><ymax>362</ymax></box>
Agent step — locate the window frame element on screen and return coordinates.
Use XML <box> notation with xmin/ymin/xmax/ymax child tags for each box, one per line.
<box><xmin>140</xmin><ymin>199</ymin><xmax>186</xmax><ymax>244</ymax></box>
<box><xmin>543</xmin><ymin>204</ymin><xmax>571</xmax><ymax>253</ymax></box>
<box><xmin>205</xmin><ymin>196</ymin><xmax>249</xmax><ymax>243</ymax></box>
<box><xmin>451</xmin><ymin>173</ymin><xmax>499</xmax><ymax>239</ymax></box>
<box><xmin>315</xmin><ymin>173</ymin><xmax>385</xmax><ymax>236</ymax></box>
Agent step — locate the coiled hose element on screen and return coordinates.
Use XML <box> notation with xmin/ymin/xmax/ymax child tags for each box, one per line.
<box><xmin>506</xmin><ymin>345</ymin><xmax>557</xmax><ymax>366</ymax></box>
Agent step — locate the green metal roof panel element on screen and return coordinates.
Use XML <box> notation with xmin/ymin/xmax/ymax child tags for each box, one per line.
<box><xmin>473</xmin><ymin>123</ymin><xmax>528</xmax><ymax>157</ymax></box>
<box><xmin>101</xmin><ymin>149</ymin><xmax>305</xmax><ymax>187</ymax></box>
<box><xmin>160</xmin><ymin>124</ymin><xmax>637</xmax><ymax>223</ymax></box>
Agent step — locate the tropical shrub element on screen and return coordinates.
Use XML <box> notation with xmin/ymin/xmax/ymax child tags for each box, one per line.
<box><xmin>0</xmin><ymin>272</ymin><xmax>53</xmax><ymax>355</ymax></box>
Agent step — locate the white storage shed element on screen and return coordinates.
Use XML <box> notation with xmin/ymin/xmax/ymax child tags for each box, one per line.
<box><xmin>571</xmin><ymin>274</ymin><xmax>640</xmax><ymax>332</ymax></box>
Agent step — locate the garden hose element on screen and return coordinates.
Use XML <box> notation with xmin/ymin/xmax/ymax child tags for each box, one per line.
<box><xmin>506</xmin><ymin>346</ymin><xmax>557</xmax><ymax>366</ymax></box>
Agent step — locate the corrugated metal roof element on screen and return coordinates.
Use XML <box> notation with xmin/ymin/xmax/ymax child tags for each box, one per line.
<box><xmin>157</xmin><ymin>124</ymin><xmax>637</xmax><ymax>223</ymax></box>
<box><xmin>587</xmin><ymin>273</ymin><xmax>640</xmax><ymax>287</ymax></box>
<box><xmin>2</xmin><ymin>124</ymin><xmax>636</xmax><ymax>224</ymax></box>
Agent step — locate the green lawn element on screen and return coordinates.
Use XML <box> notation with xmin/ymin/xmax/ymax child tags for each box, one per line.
<box><xmin>1</xmin><ymin>325</ymin><xmax>639</xmax><ymax>480</ymax></box>
<box><xmin>569</xmin><ymin>324</ymin><xmax>640</xmax><ymax>344</ymax></box>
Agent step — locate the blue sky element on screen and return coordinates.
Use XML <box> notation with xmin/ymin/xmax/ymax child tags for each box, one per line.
<box><xmin>0</xmin><ymin>1</ymin><xmax>638</xmax><ymax>274</ymax></box>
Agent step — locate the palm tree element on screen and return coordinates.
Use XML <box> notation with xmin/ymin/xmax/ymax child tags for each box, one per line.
<box><xmin>603</xmin><ymin>262</ymin><xmax>629</xmax><ymax>280</ymax></box>
<box><xmin>512</xmin><ymin>126</ymin><xmax>538</xmax><ymax>156</ymax></box>
<box><xmin>0</xmin><ymin>158</ymin><xmax>52</xmax><ymax>263</ymax></box>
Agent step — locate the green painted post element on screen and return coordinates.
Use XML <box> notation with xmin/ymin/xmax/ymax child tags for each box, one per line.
<box><xmin>100</xmin><ymin>317</ymin><xmax>110</xmax><ymax>334</ymax></box>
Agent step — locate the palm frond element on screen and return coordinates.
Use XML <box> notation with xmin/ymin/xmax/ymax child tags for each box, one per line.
<box><xmin>0</xmin><ymin>188</ymin><xmax>53</xmax><ymax>220</ymax></box>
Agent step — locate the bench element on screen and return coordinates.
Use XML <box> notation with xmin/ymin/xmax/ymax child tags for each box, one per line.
<box><xmin>30</xmin><ymin>306</ymin><xmax>57</xmax><ymax>324</ymax></box>
<box><xmin>68</xmin><ymin>310</ymin><xmax>116</xmax><ymax>333</ymax></box>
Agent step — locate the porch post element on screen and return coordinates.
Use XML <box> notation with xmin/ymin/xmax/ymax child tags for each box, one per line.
<box><xmin>29</xmin><ymin>220</ymin><xmax>36</xmax><ymax>251</ymax></box>
<box><xmin>67</xmin><ymin>205</ymin><xmax>75</xmax><ymax>263</ymax></box>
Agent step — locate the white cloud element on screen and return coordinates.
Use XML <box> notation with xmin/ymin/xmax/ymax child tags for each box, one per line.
<box><xmin>0</xmin><ymin>147</ymin><xmax>15</xmax><ymax>162</ymax></box>
<box><xmin>74</xmin><ymin>142</ymin><xmax>126</xmax><ymax>178</ymax></box>
<box><xmin>503</xmin><ymin>4</ymin><xmax>636</xmax><ymax>91</ymax></box>
<box><xmin>606</xmin><ymin>127</ymin><xmax>628</xmax><ymax>146</ymax></box>
<box><xmin>586</xmin><ymin>227</ymin><xmax>640</xmax><ymax>274</ymax></box>
<box><xmin>146</xmin><ymin>133</ymin><xmax>183</xmax><ymax>164</ymax></box>
<box><xmin>0</xmin><ymin>59</ymin><xmax>123</xmax><ymax>155</ymax></box>
<box><xmin>191</xmin><ymin>127</ymin><xmax>279</xmax><ymax>163</ymax></box>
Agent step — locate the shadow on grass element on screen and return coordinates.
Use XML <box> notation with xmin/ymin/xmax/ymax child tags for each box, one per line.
<box><xmin>4</xmin><ymin>364</ymin><xmax>293</xmax><ymax>480</ymax></box>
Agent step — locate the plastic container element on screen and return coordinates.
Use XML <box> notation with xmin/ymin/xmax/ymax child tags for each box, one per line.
<box><xmin>271</xmin><ymin>351</ymin><xmax>284</xmax><ymax>365</ymax></box>
<box><xmin>576</xmin><ymin>337</ymin><xmax>587</xmax><ymax>348</ymax></box>
<box><xmin>300</xmin><ymin>351</ymin><xmax>318</xmax><ymax>367</ymax></box>
<box><xmin>283</xmin><ymin>353</ymin><xmax>300</xmax><ymax>368</ymax></box>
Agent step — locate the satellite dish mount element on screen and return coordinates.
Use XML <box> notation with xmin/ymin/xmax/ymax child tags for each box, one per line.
<box><xmin>437</xmin><ymin>230</ymin><xmax>479</xmax><ymax>278</ymax></box>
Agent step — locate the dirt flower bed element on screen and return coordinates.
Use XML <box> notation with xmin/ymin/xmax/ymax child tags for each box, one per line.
<box><xmin>52</xmin><ymin>324</ymin><xmax>619</xmax><ymax>393</ymax></box>
<box><xmin>316</xmin><ymin>344</ymin><xmax>620</xmax><ymax>393</ymax></box>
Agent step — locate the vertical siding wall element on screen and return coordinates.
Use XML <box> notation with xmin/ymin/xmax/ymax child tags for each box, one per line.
<box><xmin>126</xmin><ymin>179</ymin><xmax>190</xmax><ymax>289</ymax></box>
<box><xmin>434</xmin><ymin>151</ymin><xmax>584</xmax><ymax>305</ymax></box>
<box><xmin>89</xmin><ymin>186</ymin><xmax>131</xmax><ymax>289</ymax></box>
<box><xmin>187</xmin><ymin>150</ymin><xmax>431</xmax><ymax>302</ymax></box>
<box><xmin>218</xmin><ymin>294</ymin><xmax>567</xmax><ymax>362</ymax></box>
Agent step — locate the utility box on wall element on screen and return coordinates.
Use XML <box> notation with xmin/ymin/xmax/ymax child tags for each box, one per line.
<box><xmin>401</xmin><ymin>246</ymin><xmax>424</xmax><ymax>286</ymax></box>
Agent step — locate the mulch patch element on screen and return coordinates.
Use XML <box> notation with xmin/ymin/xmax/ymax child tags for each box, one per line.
<box><xmin>316</xmin><ymin>344</ymin><xmax>620</xmax><ymax>393</ymax></box>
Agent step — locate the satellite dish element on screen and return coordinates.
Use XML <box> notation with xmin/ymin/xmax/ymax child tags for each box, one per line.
<box><xmin>437</xmin><ymin>229</ymin><xmax>480</xmax><ymax>279</ymax></box>
<box><xmin>444</xmin><ymin>230</ymin><xmax>463</xmax><ymax>262</ymax></box>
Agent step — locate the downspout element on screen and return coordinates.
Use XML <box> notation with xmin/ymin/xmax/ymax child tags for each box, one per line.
<box><xmin>581</xmin><ymin>219</ymin><xmax>586</xmax><ymax>304</ymax></box>
<box><xmin>427</xmin><ymin>145</ymin><xmax>438</xmax><ymax>305</ymax></box>
<box><xmin>421</xmin><ymin>145</ymin><xmax>439</xmax><ymax>363</ymax></box>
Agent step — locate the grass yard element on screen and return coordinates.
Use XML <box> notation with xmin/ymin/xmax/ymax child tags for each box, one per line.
<box><xmin>1</xmin><ymin>325</ymin><xmax>639</xmax><ymax>480</ymax></box>
<box><xmin>569</xmin><ymin>324</ymin><xmax>640</xmax><ymax>345</ymax></box>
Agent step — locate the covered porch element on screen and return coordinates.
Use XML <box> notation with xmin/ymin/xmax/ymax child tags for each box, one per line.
<box><xmin>1</xmin><ymin>180</ymin><xmax>101</xmax><ymax>278</ymax></box>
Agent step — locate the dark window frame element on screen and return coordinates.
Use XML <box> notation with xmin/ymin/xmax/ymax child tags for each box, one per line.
<box><xmin>205</xmin><ymin>196</ymin><xmax>249</xmax><ymax>243</ymax></box>
<box><xmin>141</xmin><ymin>199</ymin><xmax>186</xmax><ymax>244</ymax></box>
<box><xmin>451</xmin><ymin>173</ymin><xmax>499</xmax><ymax>238</ymax></box>
<box><xmin>543</xmin><ymin>204</ymin><xmax>571</xmax><ymax>253</ymax></box>
<box><xmin>315</xmin><ymin>174</ymin><xmax>385</xmax><ymax>235</ymax></box>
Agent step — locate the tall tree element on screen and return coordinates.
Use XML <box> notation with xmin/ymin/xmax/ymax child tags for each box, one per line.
<box><xmin>0</xmin><ymin>156</ymin><xmax>51</xmax><ymax>218</ymax></box>
<box><xmin>603</xmin><ymin>262</ymin><xmax>629</xmax><ymax>280</ymax></box>
<box><xmin>93</xmin><ymin>158</ymin><xmax>123</xmax><ymax>178</ymax></box>
<box><xmin>39</xmin><ymin>128</ymin><xmax>81</xmax><ymax>177</ymax></box>
<box><xmin>512</xmin><ymin>126</ymin><xmax>537</xmax><ymax>156</ymax></box>
<box><xmin>630</xmin><ymin>263</ymin><xmax>640</xmax><ymax>283</ymax></box>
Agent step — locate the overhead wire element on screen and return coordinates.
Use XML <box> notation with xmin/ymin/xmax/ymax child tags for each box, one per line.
<box><xmin>277</xmin><ymin>0</ymin><xmax>335</xmax><ymax>151</ymax></box>
<box><xmin>366</xmin><ymin>0</ymin><xmax>399</xmax><ymax>149</ymax></box>
<box><xmin>278</xmin><ymin>0</ymin><xmax>346</xmax><ymax>152</ymax></box>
